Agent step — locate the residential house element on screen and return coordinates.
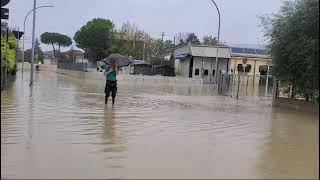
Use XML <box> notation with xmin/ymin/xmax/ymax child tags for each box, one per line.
<box><xmin>43</xmin><ymin>50</ymin><xmax>58</xmax><ymax>65</ymax></box>
<box><xmin>121</xmin><ymin>60</ymin><xmax>153</xmax><ymax>75</ymax></box>
<box><xmin>227</xmin><ymin>44</ymin><xmax>270</xmax><ymax>76</ymax></box>
<box><xmin>174</xmin><ymin>45</ymin><xmax>231</xmax><ymax>83</ymax></box>
<box><xmin>152</xmin><ymin>65</ymin><xmax>175</xmax><ymax>77</ymax></box>
<box><xmin>61</xmin><ymin>49</ymin><xmax>88</xmax><ymax>63</ymax></box>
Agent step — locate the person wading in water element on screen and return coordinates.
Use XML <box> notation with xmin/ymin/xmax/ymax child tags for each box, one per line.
<box><xmin>99</xmin><ymin>59</ymin><xmax>118</xmax><ymax>106</ymax></box>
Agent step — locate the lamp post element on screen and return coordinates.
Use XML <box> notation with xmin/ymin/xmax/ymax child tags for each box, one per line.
<box><xmin>209</xmin><ymin>0</ymin><xmax>221</xmax><ymax>84</ymax></box>
<box><xmin>28</xmin><ymin>0</ymin><xmax>37</xmax><ymax>86</ymax></box>
<box><xmin>21</xmin><ymin>5</ymin><xmax>54</xmax><ymax>73</ymax></box>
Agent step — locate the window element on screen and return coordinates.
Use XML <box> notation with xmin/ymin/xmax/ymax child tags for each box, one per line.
<box><xmin>237</xmin><ymin>64</ymin><xmax>252</xmax><ymax>73</ymax></box>
<box><xmin>212</xmin><ymin>70</ymin><xmax>216</xmax><ymax>76</ymax></box>
<box><xmin>204</xmin><ymin>70</ymin><xmax>209</xmax><ymax>76</ymax></box>
<box><xmin>195</xmin><ymin>69</ymin><xmax>199</xmax><ymax>75</ymax></box>
<box><xmin>259</xmin><ymin>65</ymin><xmax>272</xmax><ymax>75</ymax></box>
<box><xmin>231</xmin><ymin>69</ymin><xmax>234</xmax><ymax>73</ymax></box>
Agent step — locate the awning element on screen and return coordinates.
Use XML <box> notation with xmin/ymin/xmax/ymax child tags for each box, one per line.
<box><xmin>174</xmin><ymin>53</ymin><xmax>191</xmax><ymax>60</ymax></box>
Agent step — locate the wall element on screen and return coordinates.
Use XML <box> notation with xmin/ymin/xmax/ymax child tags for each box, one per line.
<box><xmin>56</xmin><ymin>69</ymin><xmax>203</xmax><ymax>85</ymax></box>
<box><xmin>174</xmin><ymin>59</ymin><xmax>180</xmax><ymax>75</ymax></box>
<box><xmin>191</xmin><ymin>57</ymin><xmax>229</xmax><ymax>78</ymax></box>
<box><xmin>44</xmin><ymin>58</ymin><xmax>58</xmax><ymax>65</ymax></box>
<box><xmin>192</xmin><ymin>57</ymin><xmax>214</xmax><ymax>79</ymax></box>
<box><xmin>38</xmin><ymin>64</ymin><xmax>57</xmax><ymax>72</ymax></box>
<box><xmin>229</xmin><ymin>57</ymin><xmax>269</xmax><ymax>76</ymax></box>
<box><xmin>175</xmin><ymin>59</ymin><xmax>190</xmax><ymax>78</ymax></box>
<box><xmin>175</xmin><ymin>56</ymin><xmax>230</xmax><ymax>79</ymax></box>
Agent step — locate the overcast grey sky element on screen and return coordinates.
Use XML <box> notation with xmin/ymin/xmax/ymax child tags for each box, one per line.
<box><xmin>6</xmin><ymin>0</ymin><xmax>284</xmax><ymax>51</ymax></box>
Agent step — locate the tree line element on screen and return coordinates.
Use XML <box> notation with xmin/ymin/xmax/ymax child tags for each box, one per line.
<box><xmin>261</xmin><ymin>0</ymin><xmax>319</xmax><ymax>101</ymax></box>
<box><xmin>33</xmin><ymin>18</ymin><xmax>217</xmax><ymax>66</ymax></box>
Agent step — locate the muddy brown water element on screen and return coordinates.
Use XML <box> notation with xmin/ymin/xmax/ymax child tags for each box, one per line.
<box><xmin>1</xmin><ymin>72</ymin><xmax>318</xmax><ymax>179</ymax></box>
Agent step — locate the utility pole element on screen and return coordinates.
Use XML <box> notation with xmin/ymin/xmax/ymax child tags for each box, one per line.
<box><xmin>29</xmin><ymin>0</ymin><xmax>36</xmax><ymax>86</ymax></box>
<box><xmin>161</xmin><ymin>32</ymin><xmax>165</xmax><ymax>65</ymax></box>
<box><xmin>143</xmin><ymin>41</ymin><xmax>146</xmax><ymax>61</ymax></box>
<box><xmin>161</xmin><ymin>32</ymin><xmax>165</xmax><ymax>42</ymax></box>
<box><xmin>265</xmin><ymin>58</ymin><xmax>270</xmax><ymax>96</ymax></box>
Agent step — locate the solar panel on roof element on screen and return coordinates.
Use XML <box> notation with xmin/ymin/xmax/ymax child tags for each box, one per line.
<box><xmin>244</xmin><ymin>48</ymin><xmax>256</xmax><ymax>54</ymax></box>
<box><xmin>231</xmin><ymin>47</ymin><xmax>244</xmax><ymax>53</ymax></box>
<box><xmin>256</xmin><ymin>49</ymin><xmax>268</xmax><ymax>55</ymax></box>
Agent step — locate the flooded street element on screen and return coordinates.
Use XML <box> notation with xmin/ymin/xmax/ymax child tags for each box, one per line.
<box><xmin>1</xmin><ymin>71</ymin><xmax>318</xmax><ymax>179</ymax></box>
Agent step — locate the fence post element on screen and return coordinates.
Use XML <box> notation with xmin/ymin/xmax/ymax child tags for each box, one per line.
<box><xmin>229</xmin><ymin>74</ymin><xmax>233</xmax><ymax>97</ymax></box>
<box><xmin>272</xmin><ymin>76</ymin><xmax>277</xmax><ymax>106</ymax></box>
<box><xmin>245</xmin><ymin>75</ymin><xmax>249</xmax><ymax>95</ymax></box>
<box><xmin>236</xmin><ymin>74</ymin><xmax>240</xmax><ymax>100</ymax></box>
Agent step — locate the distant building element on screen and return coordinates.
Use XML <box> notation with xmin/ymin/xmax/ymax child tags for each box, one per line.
<box><xmin>43</xmin><ymin>51</ymin><xmax>58</xmax><ymax>65</ymax></box>
<box><xmin>121</xmin><ymin>60</ymin><xmax>153</xmax><ymax>75</ymax></box>
<box><xmin>44</xmin><ymin>49</ymin><xmax>89</xmax><ymax>65</ymax></box>
<box><xmin>61</xmin><ymin>49</ymin><xmax>87</xmax><ymax>63</ymax></box>
<box><xmin>174</xmin><ymin>45</ymin><xmax>231</xmax><ymax>81</ymax></box>
<box><xmin>227</xmin><ymin>44</ymin><xmax>270</xmax><ymax>76</ymax></box>
<box><xmin>174</xmin><ymin>44</ymin><xmax>271</xmax><ymax>82</ymax></box>
<box><xmin>152</xmin><ymin>65</ymin><xmax>175</xmax><ymax>77</ymax></box>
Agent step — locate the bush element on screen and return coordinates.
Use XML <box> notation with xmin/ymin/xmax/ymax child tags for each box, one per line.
<box><xmin>1</xmin><ymin>33</ymin><xmax>17</xmax><ymax>74</ymax></box>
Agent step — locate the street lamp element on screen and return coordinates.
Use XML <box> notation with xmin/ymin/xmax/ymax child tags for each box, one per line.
<box><xmin>21</xmin><ymin>5</ymin><xmax>54</xmax><ymax>74</ymax></box>
<box><xmin>209</xmin><ymin>0</ymin><xmax>221</xmax><ymax>84</ymax></box>
<box><xmin>28</xmin><ymin>0</ymin><xmax>37</xmax><ymax>86</ymax></box>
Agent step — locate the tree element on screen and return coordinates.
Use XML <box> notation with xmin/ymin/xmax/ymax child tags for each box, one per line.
<box><xmin>149</xmin><ymin>39</ymin><xmax>164</xmax><ymax>65</ymax></box>
<box><xmin>260</xmin><ymin>0</ymin><xmax>319</xmax><ymax>101</ymax></box>
<box><xmin>23</xmin><ymin>39</ymin><xmax>44</xmax><ymax>63</ymax></box>
<box><xmin>113</xmin><ymin>21</ymin><xmax>150</xmax><ymax>60</ymax></box>
<box><xmin>174</xmin><ymin>32</ymin><xmax>188</xmax><ymax>46</ymax></box>
<box><xmin>34</xmin><ymin>38</ymin><xmax>44</xmax><ymax>63</ymax></box>
<box><xmin>40</xmin><ymin>32</ymin><xmax>72</xmax><ymax>58</ymax></box>
<box><xmin>74</xmin><ymin>18</ymin><xmax>115</xmax><ymax>62</ymax></box>
<box><xmin>202</xmin><ymin>35</ymin><xmax>217</xmax><ymax>46</ymax></box>
<box><xmin>56</xmin><ymin>34</ymin><xmax>72</xmax><ymax>53</ymax></box>
<box><xmin>163</xmin><ymin>40</ymin><xmax>176</xmax><ymax>54</ymax></box>
<box><xmin>23</xmin><ymin>49</ymin><xmax>32</xmax><ymax>63</ymax></box>
<box><xmin>185</xmin><ymin>33</ymin><xmax>201</xmax><ymax>45</ymax></box>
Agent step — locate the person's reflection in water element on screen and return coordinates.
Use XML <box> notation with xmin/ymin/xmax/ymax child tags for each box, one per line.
<box><xmin>101</xmin><ymin>107</ymin><xmax>127</xmax><ymax>173</ymax></box>
<box><xmin>103</xmin><ymin>107</ymin><xmax>117</xmax><ymax>145</ymax></box>
<box><xmin>101</xmin><ymin>107</ymin><xmax>126</xmax><ymax>154</ymax></box>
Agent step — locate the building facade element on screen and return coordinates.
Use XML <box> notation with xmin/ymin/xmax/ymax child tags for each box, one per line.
<box><xmin>227</xmin><ymin>44</ymin><xmax>270</xmax><ymax>76</ymax></box>
<box><xmin>174</xmin><ymin>44</ymin><xmax>271</xmax><ymax>80</ymax></box>
<box><xmin>174</xmin><ymin>45</ymin><xmax>231</xmax><ymax>83</ymax></box>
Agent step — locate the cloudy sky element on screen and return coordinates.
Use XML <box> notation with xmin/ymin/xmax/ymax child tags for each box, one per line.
<box><xmin>5</xmin><ymin>0</ymin><xmax>285</xmax><ymax>51</ymax></box>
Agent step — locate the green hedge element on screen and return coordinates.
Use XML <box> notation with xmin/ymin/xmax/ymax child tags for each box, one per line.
<box><xmin>1</xmin><ymin>33</ymin><xmax>17</xmax><ymax>74</ymax></box>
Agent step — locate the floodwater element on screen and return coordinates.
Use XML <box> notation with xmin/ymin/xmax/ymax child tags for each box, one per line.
<box><xmin>1</xmin><ymin>71</ymin><xmax>318</xmax><ymax>179</ymax></box>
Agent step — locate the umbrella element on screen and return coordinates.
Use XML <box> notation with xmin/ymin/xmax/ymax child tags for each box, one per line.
<box><xmin>102</xmin><ymin>54</ymin><xmax>133</xmax><ymax>67</ymax></box>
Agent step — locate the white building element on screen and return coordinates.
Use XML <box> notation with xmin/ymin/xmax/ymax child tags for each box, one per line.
<box><xmin>174</xmin><ymin>45</ymin><xmax>231</xmax><ymax>82</ymax></box>
<box><xmin>121</xmin><ymin>60</ymin><xmax>150</xmax><ymax>75</ymax></box>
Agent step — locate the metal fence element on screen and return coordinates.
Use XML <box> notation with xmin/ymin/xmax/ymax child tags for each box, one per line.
<box><xmin>57</xmin><ymin>63</ymin><xmax>87</xmax><ymax>72</ymax></box>
<box><xmin>217</xmin><ymin>74</ymin><xmax>274</xmax><ymax>98</ymax></box>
